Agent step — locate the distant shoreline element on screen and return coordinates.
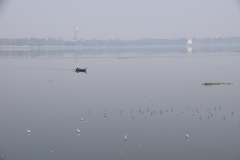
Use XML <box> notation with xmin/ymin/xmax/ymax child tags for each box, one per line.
<box><xmin>1</xmin><ymin>44</ymin><xmax>240</xmax><ymax>51</ymax></box>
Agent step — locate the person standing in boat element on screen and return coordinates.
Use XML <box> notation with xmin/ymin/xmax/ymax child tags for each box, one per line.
<box><xmin>76</xmin><ymin>64</ymin><xmax>79</xmax><ymax>69</ymax></box>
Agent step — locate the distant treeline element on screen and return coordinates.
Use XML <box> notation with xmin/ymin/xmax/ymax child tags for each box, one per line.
<box><xmin>1</xmin><ymin>37</ymin><xmax>240</xmax><ymax>46</ymax></box>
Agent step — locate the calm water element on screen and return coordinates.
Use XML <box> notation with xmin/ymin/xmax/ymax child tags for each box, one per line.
<box><xmin>0</xmin><ymin>49</ymin><xmax>240</xmax><ymax>160</ymax></box>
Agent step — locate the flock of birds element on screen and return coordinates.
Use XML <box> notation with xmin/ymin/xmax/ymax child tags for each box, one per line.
<box><xmin>14</xmin><ymin>103</ymin><xmax>238</xmax><ymax>159</ymax></box>
<box><xmin>25</xmin><ymin>104</ymin><xmax>240</xmax><ymax>146</ymax></box>
<box><xmin>100</xmin><ymin>104</ymin><xmax>238</xmax><ymax>124</ymax></box>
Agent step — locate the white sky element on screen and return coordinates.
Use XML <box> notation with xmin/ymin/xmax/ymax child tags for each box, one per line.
<box><xmin>0</xmin><ymin>0</ymin><xmax>240</xmax><ymax>40</ymax></box>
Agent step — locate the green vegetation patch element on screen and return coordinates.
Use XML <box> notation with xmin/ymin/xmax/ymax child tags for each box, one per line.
<box><xmin>202</xmin><ymin>82</ymin><xmax>233</xmax><ymax>86</ymax></box>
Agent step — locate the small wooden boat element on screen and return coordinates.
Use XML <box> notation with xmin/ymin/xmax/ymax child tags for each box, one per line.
<box><xmin>75</xmin><ymin>67</ymin><xmax>87</xmax><ymax>72</ymax></box>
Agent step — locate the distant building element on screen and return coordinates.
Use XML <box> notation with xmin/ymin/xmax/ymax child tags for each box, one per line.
<box><xmin>187</xmin><ymin>39</ymin><xmax>192</xmax><ymax>45</ymax></box>
<box><xmin>72</xmin><ymin>26</ymin><xmax>84</xmax><ymax>42</ymax></box>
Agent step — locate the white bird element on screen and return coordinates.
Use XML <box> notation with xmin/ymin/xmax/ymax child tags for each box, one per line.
<box><xmin>124</xmin><ymin>134</ymin><xmax>127</xmax><ymax>141</ymax></box>
<box><xmin>186</xmin><ymin>134</ymin><xmax>189</xmax><ymax>140</ymax></box>
<box><xmin>77</xmin><ymin>128</ymin><xmax>80</xmax><ymax>134</ymax></box>
<box><xmin>27</xmin><ymin>129</ymin><xmax>31</xmax><ymax>134</ymax></box>
<box><xmin>81</xmin><ymin>118</ymin><xmax>84</xmax><ymax>122</ymax></box>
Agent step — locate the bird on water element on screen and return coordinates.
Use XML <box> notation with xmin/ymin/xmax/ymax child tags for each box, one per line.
<box><xmin>27</xmin><ymin>129</ymin><xmax>31</xmax><ymax>135</ymax></box>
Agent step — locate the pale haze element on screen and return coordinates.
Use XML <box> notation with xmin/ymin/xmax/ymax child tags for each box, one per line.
<box><xmin>0</xmin><ymin>0</ymin><xmax>240</xmax><ymax>40</ymax></box>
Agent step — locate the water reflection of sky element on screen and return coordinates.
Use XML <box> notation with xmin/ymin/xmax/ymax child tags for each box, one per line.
<box><xmin>0</xmin><ymin>50</ymin><xmax>240</xmax><ymax>160</ymax></box>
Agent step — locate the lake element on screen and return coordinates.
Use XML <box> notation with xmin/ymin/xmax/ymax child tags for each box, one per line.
<box><xmin>0</xmin><ymin>47</ymin><xmax>240</xmax><ymax>160</ymax></box>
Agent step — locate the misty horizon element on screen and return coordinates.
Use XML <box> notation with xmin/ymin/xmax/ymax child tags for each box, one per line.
<box><xmin>0</xmin><ymin>0</ymin><xmax>240</xmax><ymax>40</ymax></box>
<box><xmin>1</xmin><ymin>35</ymin><xmax>240</xmax><ymax>41</ymax></box>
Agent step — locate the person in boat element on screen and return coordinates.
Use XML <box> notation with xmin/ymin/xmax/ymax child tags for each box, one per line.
<box><xmin>76</xmin><ymin>64</ymin><xmax>79</xmax><ymax>69</ymax></box>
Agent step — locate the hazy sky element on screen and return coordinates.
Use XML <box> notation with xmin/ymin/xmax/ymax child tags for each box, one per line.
<box><xmin>0</xmin><ymin>0</ymin><xmax>240</xmax><ymax>40</ymax></box>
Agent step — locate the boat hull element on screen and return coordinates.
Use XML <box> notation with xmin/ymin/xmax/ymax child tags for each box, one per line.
<box><xmin>75</xmin><ymin>67</ymin><xmax>87</xmax><ymax>72</ymax></box>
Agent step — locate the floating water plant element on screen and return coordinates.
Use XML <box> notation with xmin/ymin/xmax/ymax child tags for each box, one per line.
<box><xmin>202</xmin><ymin>82</ymin><xmax>233</xmax><ymax>86</ymax></box>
